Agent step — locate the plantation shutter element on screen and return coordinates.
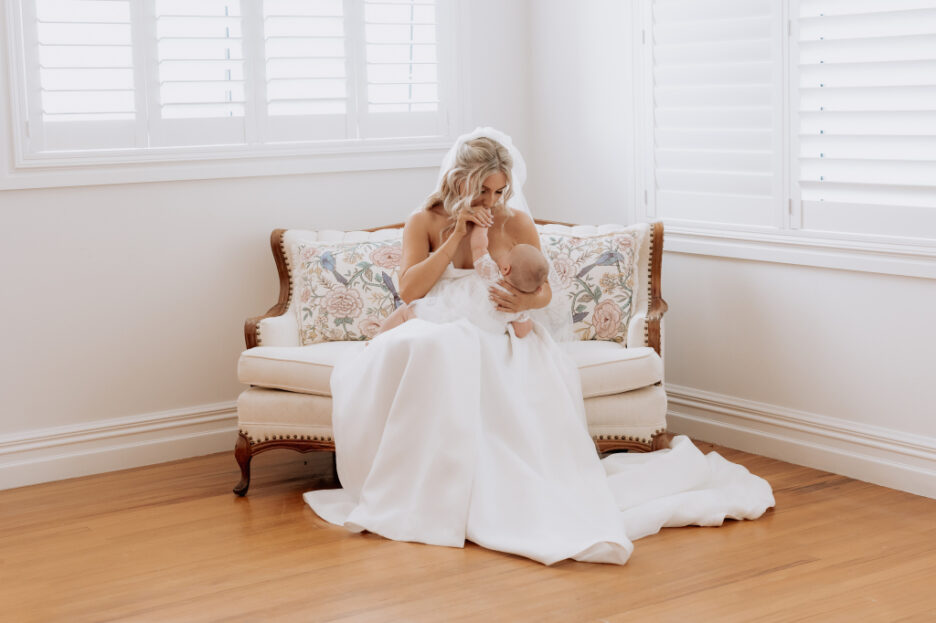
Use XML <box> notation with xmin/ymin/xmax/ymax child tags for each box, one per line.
<box><xmin>262</xmin><ymin>0</ymin><xmax>351</xmax><ymax>141</ymax></box>
<box><xmin>11</xmin><ymin>0</ymin><xmax>455</xmax><ymax>160</ymax></box>
<box><xmin>149</xmin><ymin>0</ymin><xmax>248</xmax><ymax>146</ymax></box>
<box><xmin>646</xmin><ymin>0</ymin><xmax>783</xmax><ymax>227</ymax></box>
<box><xmin>22</xmin><ymin>0</ymin><xmax>137</xmax><ymax>151</ymax></box>
<box><xmin>358</xmin><ymin>0</ymin><xmax>446</xmax><ymax>138</ymax></box>
<box><xmin>795</xmin><ymin>0</ymin><xmax>936</xmax><ymax>239</ymax></box>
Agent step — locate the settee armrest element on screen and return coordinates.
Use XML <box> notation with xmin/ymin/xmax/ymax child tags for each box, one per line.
<box><xmin>245</xmin><ymin>229</ymin><xmax>291</xmax><ymax>349</ymax></box>
<box><xmin>627</xmin><ymin>221</ymin><xmax>667</xmax><ymax>357</ymax></box>
<box><xmin>626</xmin><ymin>311</ymin><xmax>665</xmax><ymax>357</ymax></box>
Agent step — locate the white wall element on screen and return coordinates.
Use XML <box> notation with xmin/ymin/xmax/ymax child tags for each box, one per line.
<box><xmin>664</xmin><ymin>256</ymin><xmax>934</xmax><ymax>437</ymax></box>
<box><xmin>0</xmin><ymin>171</ymin><xmax>431</xmax><ymax>436</ymax></box>
<box><xmin>0</xmin><ymin>0</ymin><xmax>531</xmax><ymax>488</ymax></box>
<box><xmin>527</xmin><ymin>1</ymin><xmax>936</xmax><ymax>497</ymax></box>
<box><xmin>526</xmin><ymin>0</ymin><xmax>635</xmax><ymax>225</ymax></box>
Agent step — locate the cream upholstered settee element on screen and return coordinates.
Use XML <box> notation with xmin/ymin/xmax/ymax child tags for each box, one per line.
<box><xmin>233</xmin><ymin>220</ymin><xmax>668</xmax><ymax>495</ymax></box>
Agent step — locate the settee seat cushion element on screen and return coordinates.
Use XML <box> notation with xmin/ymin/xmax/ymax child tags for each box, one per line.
<box><xmin>238</xmin><ymin>342</ymin><xmax>366</xmax><ymax>396</ymax></box>
<box><xmin>559</xmin><ymin>342</ymin><xmax>662</xmax><ymax>397</ymax></box>
<box><xmin>239</xmin><ymin>340</ymin><xmax>662</xmax><ymax>399</ymax></box>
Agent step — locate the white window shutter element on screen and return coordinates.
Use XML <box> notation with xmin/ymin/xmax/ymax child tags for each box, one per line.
<box><xmin>795</xmin><ymin>0</ymin><xmax>936</xmax><ymax>240</ymax></box>
<box><xmin>149</xmin><ymin>0</ymin><xmax>248</xmax><ymax>146</ymax></box>
<box><xmin>358</xmin><ymin>0</ymin><xmax>446</xmax><ymax>138</ymax></box>
<box><xmin>22</xmin><ymin>0</ymin><xmax>137</xmax><ymax>152</ymax></box>
<box><xmin>10</xmin><ymin>0</ymin><xmax>457</xmax><ymax>161</ymax></box>
<box><xmin>261</xmin><ymin>0</ymin><xmax>350</xmax><ymax>142</ymax></box>
<box><xmin>644</xmin><ymin>0</ymin><xmax>783</xmax><ymax>228</ymax></box>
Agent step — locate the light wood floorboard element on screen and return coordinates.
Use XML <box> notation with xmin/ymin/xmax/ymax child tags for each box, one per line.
<box><xmin>1</xmin><ymin>442</ymin><xmax>935</xmax><ymax>622</ymax></box>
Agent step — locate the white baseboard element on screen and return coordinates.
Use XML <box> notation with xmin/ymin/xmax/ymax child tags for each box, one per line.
<box><xmin>0</xmin><ymin>402</ymin><xmax>238</xmax><ymax>491</ymax></box>
<box><xmin>666</xmin><ymin>384</ymin><xmax>936</xmax><ymax>499</ymax></box>
<box><xmin>6</xmin><ymin>388</ymin><xmax>934</xmax><ymax>499</ymax></box>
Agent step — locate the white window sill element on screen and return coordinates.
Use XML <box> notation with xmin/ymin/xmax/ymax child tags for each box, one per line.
<box><xmin>661</xmin><ymin>224</ymin><xmax>936</xmax><ymax>281</ymax></box>
<box><xmin>0</xmin><ymin>140</ymin><xmax>452</xmax><ymax>191</ymax></box>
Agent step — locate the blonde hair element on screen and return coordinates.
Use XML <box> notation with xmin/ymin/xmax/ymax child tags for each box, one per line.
<box><xmin>506</xmin><ymin>244</ymin><xmax>549</xmax><ymax>293</ymax></box>
<box><xmin>422</xmin><ymin>137</ymin><xmax>515</xmax><ymax>232</ymax></box>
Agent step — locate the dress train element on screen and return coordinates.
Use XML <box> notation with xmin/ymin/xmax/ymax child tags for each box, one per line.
<box><xmin>304</xmin><ymin>270</ymin><xmax>774</xmax><ymax>566</ymax></box>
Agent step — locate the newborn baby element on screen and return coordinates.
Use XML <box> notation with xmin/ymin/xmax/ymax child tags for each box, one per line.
<box><xmin>378</xmin><ymin>224</ymin><xmax>549</xmax><ymax>338</ymax></box>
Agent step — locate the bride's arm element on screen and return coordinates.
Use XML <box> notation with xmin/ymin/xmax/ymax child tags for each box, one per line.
<box><xmin>488</xmin><ymin>211</ymin><xmax>552</xmax><ymax>313</ymax></box>
<box><xmin>490</xmin><ymin>275</ymin><xmax>551</xmax><ymax>312</ymax></box>
<box><xmin>398</xmin><ymin>211</ymin><xmax>466</xmax><ymax>303</ymax></box>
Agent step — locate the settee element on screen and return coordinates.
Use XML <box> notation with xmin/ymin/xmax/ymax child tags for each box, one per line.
<box><xmin>234</xmin><ymin>220</ymin><xmax>668</xmax><ymax>495</ymax></box>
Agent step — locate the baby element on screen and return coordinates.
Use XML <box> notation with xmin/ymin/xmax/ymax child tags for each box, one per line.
<box><xmin>378</xmin><ymin>224</ymin><xmax>549</xmax><ymax>338</ymax></box>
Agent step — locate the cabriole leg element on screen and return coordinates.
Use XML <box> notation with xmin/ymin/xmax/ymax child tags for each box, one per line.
<box><xmin>233</xmin><ymin>432</ymin><xmax>252</xmax><ymax>496</ymax></box>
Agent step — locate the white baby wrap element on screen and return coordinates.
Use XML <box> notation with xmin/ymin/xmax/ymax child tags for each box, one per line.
<box><xmin>409</xmin><ymin>259</ymin><xmax>528</xmax><ymax>334</ymax></box>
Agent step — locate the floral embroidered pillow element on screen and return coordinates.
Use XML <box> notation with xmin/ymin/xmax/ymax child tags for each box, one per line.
<box><xmin>294</xmin><ymin>239</ymin><xmax>404</xmax><ymax>344</ymax></box>
<box><xmin>540</xmin><ymin>230</ymin><xmax>641</xmax><ymax>343</ymax></box>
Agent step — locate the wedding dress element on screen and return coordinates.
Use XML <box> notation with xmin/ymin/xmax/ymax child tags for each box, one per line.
<box><xmin>303</xmin><ymin>128</ymin><xmax>774</xmax><ymax>566</ymax></box>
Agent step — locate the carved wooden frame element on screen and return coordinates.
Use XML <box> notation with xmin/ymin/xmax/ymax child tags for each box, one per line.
<box><xmin>235</xmin><ymin>220</ymin><xmax>668</xmax><ymax>495</ymax></box>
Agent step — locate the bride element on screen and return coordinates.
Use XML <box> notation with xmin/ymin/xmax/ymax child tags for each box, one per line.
<box><xmin>303</xmin><ymin>127</ymin><xmax>775</xmax><ymax>566</ymax></box>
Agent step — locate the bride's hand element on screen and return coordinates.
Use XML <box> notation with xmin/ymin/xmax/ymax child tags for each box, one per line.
<box><xmin>489</xmin><ymin>280</ymin><xmax>544</xmax><ymax>313</ymax></box>
<box><xmin>453</xmin><ymin>205</ymin><xmax>494</xmax><ymax>237</ymax></box>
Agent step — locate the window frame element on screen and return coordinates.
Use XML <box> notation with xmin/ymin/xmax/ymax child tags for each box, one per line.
<box><xmin>631</xmin><ymin>0</ymin><xmax>936</xmax><ymax>280</ymax></box>
<box><xmin>0</xmin><ymin>0</ymin><xmax>468</xmax><ymax>190</ymax></box>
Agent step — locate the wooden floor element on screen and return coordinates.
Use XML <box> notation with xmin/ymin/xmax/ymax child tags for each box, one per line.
<box><xmin>2</xmin><ymin>442</ymin><xmax>935</xmax><ymax>623</ymax></box>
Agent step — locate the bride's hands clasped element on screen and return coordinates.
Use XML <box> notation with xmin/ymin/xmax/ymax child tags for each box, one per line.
<box><xmin>453</xmin><ymin>205</ymin><xmax>495</xmax><ymax>237</ymax></box>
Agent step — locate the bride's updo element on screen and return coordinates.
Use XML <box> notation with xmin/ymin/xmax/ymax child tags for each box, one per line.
<box><xmin>422</xmin><ymin>137</ymin><xmax>515</xmax><ymax>223</ymax></box>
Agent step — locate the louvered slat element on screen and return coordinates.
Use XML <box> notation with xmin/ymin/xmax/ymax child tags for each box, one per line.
<box><xmin>36</xmin><ymin>0</ymin><xmax>134</xmax><ymax>121</ymax></box>
<box><xmin>649</xmin><ymin>0</ymin><xmax>780</xmax><ymax>226</ymax></box>
<box><xmin>264</xmin><ymin>0</ymin><xmax>346</xmax><ymax>116</ymax></box>
<box><xmin>797</xmin><ymin>0</ymin><xmax>936</xmax><ymax>216</ymax></box>
<box><xmin>155</xmin><ymin>0</ymin><xmax>245</xmax><ymax>119</ymax></box>
<box><xmin>364</xmin><ymin>0</ymin><xmax>438</xmax><ymax>113</ymax></box>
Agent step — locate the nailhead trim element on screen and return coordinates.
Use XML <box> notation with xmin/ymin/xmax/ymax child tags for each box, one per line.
<box><xmin>242</xmin><ymin>427</ymin><xmax>661</xmax><ymax>448</ymax></box>
<box><xmin>644</xmin><ymin>225</ymin><xmax>654</xmax><ymax>349</ymax></box>
<box><xmin>281</xmin><ymin>235</ymin><xmax>293</xmax><ymax>311</ymax></box>
<box><xmin>592</xmin><ymin>427</ymin><xmax>665</xmax><ymax>446</ymax></box>
<box><xmin>239</xmin><ymin>429</ymin><xmax>334</xmax><ymax>446</ymax></box>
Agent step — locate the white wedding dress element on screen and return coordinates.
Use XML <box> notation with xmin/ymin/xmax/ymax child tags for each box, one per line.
<box><xmin>303</xmin><ymin>264</ymin><xmax>775</xmax><ymax>566</ymax></box>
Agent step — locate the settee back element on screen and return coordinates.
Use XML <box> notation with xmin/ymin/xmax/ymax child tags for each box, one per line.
<box><xmin>245</xmin><ymin>220</ymin><xmax>665</xmax><ymax>354</ymax></box>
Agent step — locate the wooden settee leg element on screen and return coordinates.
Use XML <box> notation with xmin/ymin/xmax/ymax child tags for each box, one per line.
<box><xmin>233</xmin><ymin>432</ymin><xmax>252</xmax><ymax>496</ymax></box>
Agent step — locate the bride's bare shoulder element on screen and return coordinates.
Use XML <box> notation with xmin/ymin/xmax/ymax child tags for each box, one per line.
<box><xmin>407</xmin><ymin>204</ymin><xmax>447</xmax><ymax>227</ymax></box>
<box><xmin>408</xmin><ymin>205</ymin><xmax>443</xmax><ymax>227</ymax></box>
<box><xmin>403</xmin><ymin>206</ymin><xmax>448</xmax><ymax>249</ymax></box>
<box><xmin>504</xmin><ymin>209</ymin><xmax>539</xmax><ymax>244</ymax></box>
<box><xmin>505</xmin><ymin>208</ymin><xmax>534</xmax><ymax>228</ymax></box>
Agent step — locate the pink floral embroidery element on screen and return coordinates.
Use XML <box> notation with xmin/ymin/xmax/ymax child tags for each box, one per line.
<box><xmin>370</xmin><ymin>245</ymin><xmax>402</xmax><ymax>269</ymax></box>
<box><xmin>551</xmin><ymin>254</ymin><xmax>575</xmax><ymax>288</ymax></box>
<box><xmin>323</xmin><ymin>286</ymin><xmax>364</xmax><ymax>319</ymax></box>
<box><xmin>592</xmin><ymin>299</ymin><xmax>623</xmax><ymax>340</ymax></box>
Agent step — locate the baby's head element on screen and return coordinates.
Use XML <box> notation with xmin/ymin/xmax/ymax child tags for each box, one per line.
<box><xmin>499</xmin><ymin>244</ymin><xmax>549</xmax><ymax>293</ymax></box>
